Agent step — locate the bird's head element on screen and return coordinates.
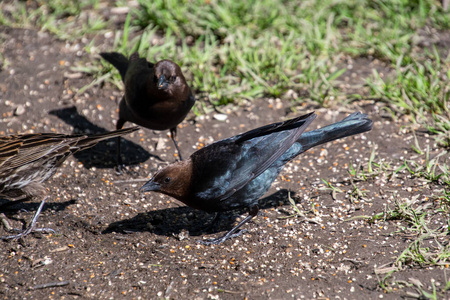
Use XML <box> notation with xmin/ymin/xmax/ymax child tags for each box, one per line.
<box><xmin>153</xmin><ymin>60</ymin><xmax>185</xmax><ymax>92</ymax></box>
<box><xmin>140</xmin><ymin>159</ymin><xmax>193</xmax><ymax>202</ymax></box>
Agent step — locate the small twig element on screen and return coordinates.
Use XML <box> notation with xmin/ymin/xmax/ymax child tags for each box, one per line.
<box><xmin>113</xmin><ymin>179</ymin><xmax>148</xmax><ymax>184</ymax></box>
<box><xmin>164</xmin><ymin>280</ymin><xmax>175</xmax><ymax>298</ymax></box>
<box><xmin>374</xmin><ymin>265</ymin><xmax>398</xmax><ymax>275</ymax></box>
<box><xmin>217</xmin><ymin>289</ymin><xmax>242</xmax><ymax>294</ymax></box>
<box><xmin>343</xmin><ymin>258</ymin><xmax>363</xmax><ymax>265</ymax></box>
<box><xmin>30</xmin><ymin>281</ymin><xmax>70</xmax><ymax>290</ymax></box>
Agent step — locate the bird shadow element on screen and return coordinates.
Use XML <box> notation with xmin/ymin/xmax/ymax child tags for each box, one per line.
<box><xmin>49</xmin><ymin>106</ymin><xmax>154</xmax><ymax>168</ymax></box>
<box><xmin>0</xmin><ymin>198</ymin><xmax>77</xmax><ymax>220</ymax></box>
<box><xmin>102</xmin><ymin>189</ymin><xmax>297</xmax><ymax>238</ymax></box>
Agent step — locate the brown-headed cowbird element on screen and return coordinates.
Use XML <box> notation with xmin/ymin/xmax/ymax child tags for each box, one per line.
<box><xmin>0</xmin><ymin>126</ymin><xmax>139</xmax><ymax>240</ymax></box>
<box><xmin>100</xmin><ymin>52</ymin><xmax>196</xmax><ymax>169</ymax></box>
<box><xmin>141</xmin><ymin>112</ymin><xmax>373</xmax><ymax>244</ymax></box>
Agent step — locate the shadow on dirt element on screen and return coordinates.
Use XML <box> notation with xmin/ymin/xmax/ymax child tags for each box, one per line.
<box><xmin>0</xmin><ymin>198</ymin><xmax>77</xmax><ymax>220</ymax></box>
<box><xmin>49</xmin><ymin>106</ymin><xmax>153</xmax><ymax>168</ymax></box>
<box><xmin>102</xmin><ymin>189</ymin><xmax>297</xmax><ymax>238</ymax></box>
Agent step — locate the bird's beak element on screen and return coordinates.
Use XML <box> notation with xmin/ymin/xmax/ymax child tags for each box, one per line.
<box><xmin>157</xmin><ymin>74</ymin><xmax>169</xmax><ymax>90</ymax></box>
<box><xmin>140</xmin><ymin>180</ymin><xmax>160</xmax><ymax>192</ymax></box>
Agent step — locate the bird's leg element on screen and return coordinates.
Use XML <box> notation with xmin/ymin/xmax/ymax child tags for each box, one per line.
<box><xmin>115</xmin><ymin>136</ymin><xmax>125</xmax><ymax>175</ymax></box>
<box><xmin>170</xmin><ymin>127</ymin><xmax>183</xmax><ymax>161</ymax></box>
<box><xmin>115</xmin><ymin>119</ymin><xmax>130</xmax><ymax>175</ymax></box>
<box><xmin>115</xmin><ymin>118</ymin><xmax>125</xmax><ymax>172</ymax></box>
<box><xmin>199</xmin><ymin>205</ymin><xmax>259</xmax><ymax>245</ymax></box>
<box><xmin>1</xmin><ymin>196</ymin><xmax>55</xmax><ymax>241</ymax></box>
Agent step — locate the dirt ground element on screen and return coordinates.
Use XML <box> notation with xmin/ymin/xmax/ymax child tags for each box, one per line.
<box><xmin>0</xmin><ymin>26</ymin><xmax>448</xmax><ymax>299</ymax></box>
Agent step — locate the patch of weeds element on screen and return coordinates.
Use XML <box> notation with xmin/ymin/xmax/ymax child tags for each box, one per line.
<box><xmin>0</xmin><ymin>0</ymin><xmax>109</xmax><ymax>40</ymax></box>
<box><xmin>3</xmin><ymin>0</ymin><xmax>449</xmax><ymax>110</ymax></box>
<box><xmin>365</xmin><ymin>138</ymin><xmax>450</xmax><ymax>293</ymax></box>
<box><xmin>396</xmin><ymin>235</ymin><xmax>450</xmax><ymax>268</ymax></box>
<box><xmin>384</xmin><ymin>195</ymin><xmax>448</xmax><ymax>262</ymax></box>
<box><xmin>368</xmin><ymin>52</ymin><xmax>448</xmax><ymax>115</ymax></box>
<box><xmin>422</xmin><ymin>112</ymin><xmax>450</xmax><ymax>149</ymax></box>
<box><xmin>347</xmin><ymin>184</ymin><xmax>369</xmax><ymax>203</ymax></box>
<box><xmin>399</xmin><ymin>147</ymin><xmax>450</xmax><ymax>186</ymax></box>
<box><xmin>378</xmin><ymin>273</ymin><xmax>450</xmax><ymax>299</ymax></box>
<box><xmin>278</xmin><ymin>191</ymin><xmax>320</xmax><ymax>225</ymax></box>
<box><xmin>348</xmin><ymin>145</ymin><xmax>397</xmax><ymax>183</ymax></box>
<box><xmin>278</xmin><ymin>191</ymin><xmax>307</xmax><ymax>219</ymax></box>
<box><xmin>434</xmin><ymin>189</ymin><xmax>450</xmax><ymax>214</ymax></box>
<box><xmin>372</xmin><ymin>192</ymin><xmax>450</xmax><ymax>295</ymax></box>
<box><xmin>367</xmin><ymin>49</ymin><xmax>450</xmax><ymax>148</ymax></box>
<box><xmin>320</xmin><ymin>178</ymin><xmax>344</xmax><ymax>200</ymax></box>
<box><xmin>90</xmin><ymin>23</ymin><xmax>345</xmax><ymax>108</ymax></box>
<box><xmin>371</xmin><ymin>195</ymin><xmax>426</xmax><ymax>224</ymax></box>
<box><xmin>72</xmin><ymin>0</ymin><xmax>448</xmax><ymax>110</ymax></box>
<box><xmin>337</xmin><ymin>0</ymin><xmax>449</xmax><ymax>61</ymax></box>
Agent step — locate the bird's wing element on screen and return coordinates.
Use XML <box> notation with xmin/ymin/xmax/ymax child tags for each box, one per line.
<box><xmin>0</xmin><ymin>134</ymin><xmax>78</xmax><ymax>171</ymax></box>
<box><xmin>191</xmin><ymin>112</ymin><xmax>316</xmax><ymax>201</ymax></box>
<box><xmin>217</xmin><ymin>112</ymin><xmax>316</xmax><ymax>201</ymax></box>
<box><xmin>0</xmin><ymin>127</ymin><xmax>139</xmax><ymax>173</ymax></box>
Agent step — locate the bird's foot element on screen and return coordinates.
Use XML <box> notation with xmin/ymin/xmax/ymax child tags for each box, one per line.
<box><xmin>1</xmin><ymin>226</ymin><xmax>55</xmax><ymax>241</ymax></box>
<box><xmin>0</xmin><ymin>199</ymin><xmax>55</xmax><ymax>241</ymax></box>
<box><xmin>197</xmin><ymin>229</ymin><xmax>247</xmax><ymax>245</ymax></box>
<box><xmin>115</xmin><ymin>164</ymin><xmax>138</xmax><ymax>176</ymax></box>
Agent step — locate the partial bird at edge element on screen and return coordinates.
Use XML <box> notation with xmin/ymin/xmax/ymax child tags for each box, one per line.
<box><xmin>0</xmin><ymin>126</ymin><xmax>139</xmax><ymax>240</ymax></box>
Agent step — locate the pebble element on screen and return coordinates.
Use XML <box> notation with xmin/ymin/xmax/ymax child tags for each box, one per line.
<box><xmin>213</xmin><ymin>113</ymin><xmax>228</xmax><ymax>121</ymax></box>
<box><xmin>14</xmin><ymin>104</ymin><xmax>25</xmax><ymax>116</ymax></box>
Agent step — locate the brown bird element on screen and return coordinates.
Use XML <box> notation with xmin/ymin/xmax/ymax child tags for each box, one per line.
<box><xmin>141</xmin><ymin>112</ymin><xmax>373</xmax><ymax>244</ymax></box>
<box><xmin>0</xmin><ymin>126</ymin><xmax>139</xmax><ymax>240</ymax></box>
<box><xmin>100</xmin><ymin>52</ymin><xmax>196</xmax><ymax>170</ymax></box>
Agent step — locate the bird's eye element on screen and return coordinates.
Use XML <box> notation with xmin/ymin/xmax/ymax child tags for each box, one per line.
<box><xmin>169</xmin><ymin>75</ymin><xmax>176</xmax><ymax>82</ymax></box>
<box><xmin>164</xmin><ymin>177</ymin><xmax>171</xmax><ymax>183</ymax></box>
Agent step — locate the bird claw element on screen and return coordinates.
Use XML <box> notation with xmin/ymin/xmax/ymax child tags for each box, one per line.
<box><xmin>197</xmin><ymin>229</ymin><xmax>248</xmax><ymax>245</ymax></box>
<box><xmin>1</xmin><ymin>227</ymin><xmax>55</xmax><ymax>241</ymax></box>
<box><xmin>115</xmin><ymin>164</ymin><xmax>126</xmax><ymax>175</ymax></box>
<box><xmin>115</xmin><ymin>164</ymin><xmax>138</xmax><ymax>176</ymax></box>
<box><xmin>0</xmin><ymin>196</ymin><xmax>55</xmax><ymax>241</ymax></box>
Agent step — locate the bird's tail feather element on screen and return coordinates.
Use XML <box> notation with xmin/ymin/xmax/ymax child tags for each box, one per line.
<box><xmin>100</xmin><ymin>52</ymin><xmax>129</xmax><ymax>81</ymax></box>
<box><xmin>297</xmin><ymin>112</ymin><xmax>373</xmax><ymax>151</ymax></box>
<box><xmin>75</xmin><ymin>127</ymin><xmax>140</xmax><ymax>150</ymax></box>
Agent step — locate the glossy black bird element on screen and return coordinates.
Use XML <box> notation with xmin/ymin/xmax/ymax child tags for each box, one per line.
<box><xmin>0</xmin><ymin>127</ymin><xmax>139</xmax><ymax>240</ymax></box>
<box><xmin>100</xmin><ymin>52</ymin><xmax>196</xmax><ymax>169</ymax></box>
<box><xmin>141</xmin><ymin>112</ymin><xmax>373</xmax><ymax>244</ymax></box>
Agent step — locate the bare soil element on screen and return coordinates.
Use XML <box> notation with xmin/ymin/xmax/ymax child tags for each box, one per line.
<box><xmin>0</xmin><ymin>26</ymin><xmax>448</xmax><ymax>299</ymax></box>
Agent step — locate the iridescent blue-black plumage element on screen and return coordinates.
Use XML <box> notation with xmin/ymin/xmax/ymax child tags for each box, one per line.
<box><xmin>141</xmin><ymin>112</ymin><xmax>373</xmax><ymax>244</ymax></box>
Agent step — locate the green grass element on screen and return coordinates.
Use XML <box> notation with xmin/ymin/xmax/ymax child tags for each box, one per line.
<box><xmin>373</xmin><ymin>193</ymin><xmax>450</xmax><ymax>297</ymax></box>
<box><xmin>0</xmin><ymin>0</ymin><xmax>109</xmax><ymax>40</ymax></box>
<box><xmin>4</xmin><ymin>0</ymin><xmax>447</xmax><ymax>122</ymax></box>
<box><xmin>345</xmin><ymin>137</ymin><xmax>449</xmax><ymax>294</ymax></box>
<box><xmin>125</xmin><ymin>0</ymin><xmax>450</xmax><ymax>134</ymax></box>
<box><xmin>123</xmin><ymin>0</ymin><xmax>450</xmax><ymax>108</ymax></box>
<box><xmin>367</xmin><ymin>48</ymin><xmax>450</xmax><ymax>147</ymax></box>
<box><xmin>377</xmin><ymin>274</ymin><xmax>450</xmax><ymax>299</ymax></box>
